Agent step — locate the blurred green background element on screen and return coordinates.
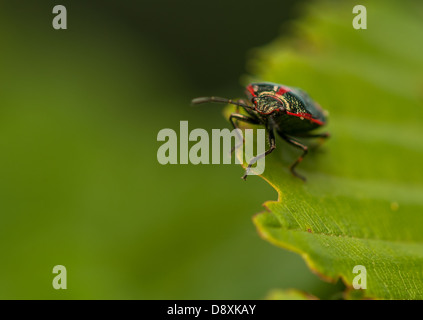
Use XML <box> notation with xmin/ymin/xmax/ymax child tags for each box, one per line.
<box><xmin>0</xmin><ymin>0</ymin><xmax>349</xmax><ymax>299</ymax></box>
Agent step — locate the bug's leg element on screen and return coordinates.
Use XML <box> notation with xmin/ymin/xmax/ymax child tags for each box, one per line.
<box><xmin>229</xmin><ymin>113</ymin><xmax>260</xmax><ymax>155</ymax></box>
<box><xmin>292</xmin><ymin>132</ymin><xmax>329</xmax><ymax>151</ymax></box>
<box><xmin>233</xmin><ymin>99</ymin><xmax>242</xmax><ymax>114</ymax></box>
<box><xmin>281</xmin><ymin>135</ymin><xmax>309</xmax><ymax>182</ymax></box>
<box><xmin>241</xmin><ymin>129</ymin><xmax>276</xmax><ymax>180</ymax></box>
<box><xmin>292</xmin><ymin>132</ymin><xmax>330</xmax><ymax>139</ymax></box>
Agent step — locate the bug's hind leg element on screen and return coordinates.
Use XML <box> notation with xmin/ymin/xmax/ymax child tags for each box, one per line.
<box><xmin>242</xmin><ymin>129</ymin><xmax>276</xmax><ymax>180</ymax></box>
<box><xmin>229</xmin><ymin>113</ymin><xmax>260</xmax><ymax>155</ymax></box>
<box><xmin>292</xmin><ymin>131</ymin><xmax>329</xmax><ymax>151</ymax></box>
<box><xmin>281</xmin><ymin>134</ymin><xmax>309</xmax><ymax>182</ymax></box>
<box><xmin>293</xmin><ymin>132</ymin><xmax>330</xmax><ymax>139</ymax></box>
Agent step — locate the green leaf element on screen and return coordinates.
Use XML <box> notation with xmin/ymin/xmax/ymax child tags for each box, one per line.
<box><xmin>243</xmin><ymin>0</ymin><xmax>423</xmax><ymax>299</ymax></box>
<box><xmin>265</xmin><ymin>289</ymin><xmax>318</xmax><ymax>300</ymax></box>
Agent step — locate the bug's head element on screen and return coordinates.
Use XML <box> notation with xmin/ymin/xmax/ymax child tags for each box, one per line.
<box><xmin>254</xmin><ymin>93</ymin><xmax>286</xmax><ymax>115</ymax></box>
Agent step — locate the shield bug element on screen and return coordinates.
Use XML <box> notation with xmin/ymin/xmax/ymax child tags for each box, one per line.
<box><xmin>192</xmin><ymin>82</ymin><xmax>329</xmax><ymax>181</ymax></box>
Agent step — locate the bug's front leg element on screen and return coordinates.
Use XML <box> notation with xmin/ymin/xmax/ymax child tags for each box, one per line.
<box><xmin>241</xmin><ymin>129</ymin><xmax>276</xmax><ymax>180</ymax></box>
<box><xmin>229</xmin><ymin>113</ymin><xmax>260</xmax><ymax>155</ymax></box>
<box><xmin>281</xmin><ymin>134</ymin><xmax>309</xmax><ymax>182</ymax></box>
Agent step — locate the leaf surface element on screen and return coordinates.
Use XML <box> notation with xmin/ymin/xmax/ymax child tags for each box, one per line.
<box><xmin>244</xmin><ymin>0</ymin><xmax>423</xmax><ymax>299</ymax></box>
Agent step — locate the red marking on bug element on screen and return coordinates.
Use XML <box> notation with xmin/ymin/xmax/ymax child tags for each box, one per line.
<box><xmin>286</xmin><ymin>112</ymin><xmax>325</xmax><ymax>126</ymax></box>
<box><xmin>276</xmin><ymin>86</ymin><xmax>291</xmax><ymax>95</ymax></box>
<box><xmin>246</xmin><ymin>84</ymin><xmax>257</xmax><ymax>97</ymax></box>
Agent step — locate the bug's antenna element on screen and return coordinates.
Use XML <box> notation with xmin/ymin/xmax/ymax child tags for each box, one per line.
<box><xmin>191</xmin><ymin>96</ymin><xmax>254</xmax><ymax>110</ymax></box>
